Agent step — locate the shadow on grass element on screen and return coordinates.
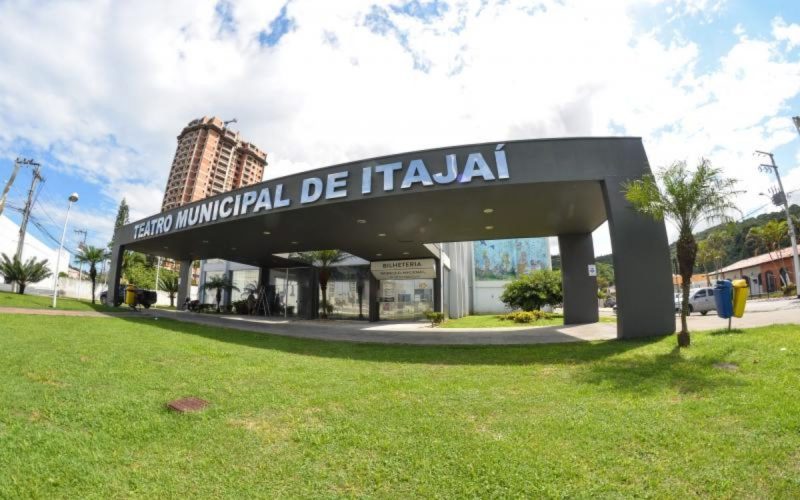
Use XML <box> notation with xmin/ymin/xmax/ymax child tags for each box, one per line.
<box><xmin>113</xmin><ymin>315</ymin><xmax>669</xmax><ymax>367</ymax></box>
<box><xmin>576</xmin><ymin>344</ymin><xmax>746</xmax><ymax>395</ymax></box>
<box><xmin>709</xmin><ymin>328</ymin><xmax>747</xmax><ymax>336</ymax></box>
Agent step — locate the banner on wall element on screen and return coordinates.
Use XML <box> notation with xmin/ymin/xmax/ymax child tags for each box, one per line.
<box><xmin>473</xmin><ymin>238</ymin><xmax>550</xmax><ymax>281</ymax></box>
<box><xmin>371</xmin><ymin>259</ymin><xmax>437</xmax><ymax>280</ymax></box>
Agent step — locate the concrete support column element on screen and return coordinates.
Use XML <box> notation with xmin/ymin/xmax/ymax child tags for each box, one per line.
<box><xmin>107</xmin><ymin>244</ymin><xmax>124</xmax><ymax>306</ymax></box>
<box><xmin>177</xmin><ymin>259</ymin><xmax>192</xmax><ymax>308</ymax></box>
<box><xmin>433</xmin><ymin>257</ymin><xmax>442</xmax><ymax>313</ymax></box>
<box><xmin>602</xmin><ymin>176</ymin><xmax>675</xmax><ymax>338</ymax></box>
<box><xmin>368</xmin><ymin>273</ymin><xmax>380</xmax><ymax>322</ymax></box>
<box><xmin>558</xmin><ymin>233</ymin><xmax>599</xmax><ymax>324</ymax></box>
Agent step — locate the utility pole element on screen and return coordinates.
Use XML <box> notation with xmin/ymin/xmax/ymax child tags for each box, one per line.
<box><xmin>74</xmin><ymin>228</ymin><xmax>88</xmax><ymax>298</ymax></box>
<box><xmin>14</xmin><ymin>160</ymin><xmax>43</xmax><ymax>262</ymax></box>
<box><xmin>0</xmin><ymin>158</ymin><xmax>38</xmax><ymax>219</ymax></box>
<box><xmin>756</xmin><ymin>150</ymin><xmax>800</xmax><ymax>299</ymax></box>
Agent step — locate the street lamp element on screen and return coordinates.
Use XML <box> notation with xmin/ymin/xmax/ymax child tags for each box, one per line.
<box><xmin>52</xmin><ymin>193</ymin><xmax>79</xmax><ymax>308</ymax></box>
<box><xmin>755</xmin><ymin>150</ymin><xmax>800</xmax><ymax>298</ymax></box>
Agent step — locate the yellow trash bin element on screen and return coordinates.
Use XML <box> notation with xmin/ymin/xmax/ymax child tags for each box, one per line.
<box><xmin>125</xmin><ymin>284</ymin><xmax>137</xmax><ymax>306</ymax></box>
<box><xmin>731</xmin><ymin>279</ymin><xmax>748</xmax><ymax>318</ymax></box>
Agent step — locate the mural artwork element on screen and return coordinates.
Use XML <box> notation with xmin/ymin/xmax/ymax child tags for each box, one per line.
<box><xmin>473</xmin><ymin>238</ymin><xmax>551</xmax><ymax>281</ymax></box>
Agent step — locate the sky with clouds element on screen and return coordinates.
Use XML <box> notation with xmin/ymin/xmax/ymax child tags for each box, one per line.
<box><xmin>0</xmin><ymin>0</ymin><xmax>799</xmax><ymax>259</ymax></box>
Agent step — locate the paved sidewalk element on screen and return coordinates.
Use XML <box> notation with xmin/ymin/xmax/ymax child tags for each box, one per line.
<box><xmin>140</xmin><ymin>309</ymin><xmax>619</xmax><ymax>345</ymax></box>
<box><xmin>3</xmin><ymin>303</ymin><xmax>798</xmax><ymax>345</ymax></box>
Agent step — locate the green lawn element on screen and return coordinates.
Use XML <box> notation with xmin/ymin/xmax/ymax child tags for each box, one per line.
<box><xmin>0</xmin><ymin>290</ymin><xmax>115</xmax><ymax>311</ymax></box>
<box><xmin>440</xmin><ymin>313</ymin><xmax>616</xmax><ymax>328</ymax></box>
<box><xmin>1</xmin><ymin>315</ymin><xmax>800</xmax><ymax>497</ymax></box>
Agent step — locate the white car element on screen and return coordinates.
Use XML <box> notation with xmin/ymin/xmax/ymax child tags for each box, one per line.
<box><xmin>674</xmin><ymin>287</ymin><xmax>717</xmax><ymax>315</ymax></box>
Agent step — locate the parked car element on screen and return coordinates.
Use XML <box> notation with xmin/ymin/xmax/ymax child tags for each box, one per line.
<box><xmin>100</xmin><ymin>285</ymin><xmax>157</xmax><ymax>309</ymax></box>
<box><xmin>100</xmin><ymin>285</ymin><xmax>127</xmax><ymax>306</ymax></box>
<box><xmin>674</xmin><ymin>287</ymin><xmax>716</xmax><ymax>315</ymax></box>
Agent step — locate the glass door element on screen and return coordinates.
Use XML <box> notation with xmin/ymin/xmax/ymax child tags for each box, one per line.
<box><xmin>380</xmin><ymin>279</ymin><xmax>434</xmax><ymax>320</ymax></box>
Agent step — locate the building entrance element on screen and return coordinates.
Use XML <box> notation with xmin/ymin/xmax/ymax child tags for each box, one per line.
<box><xmin>379</xmin><ymin>279</ymin><xmax>434</xmax><ymax>320</ymax></box>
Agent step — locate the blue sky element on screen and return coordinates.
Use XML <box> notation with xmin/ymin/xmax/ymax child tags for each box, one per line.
<box><xmin>0</xmin><ymin>0</ymin><xmax>799</xmax><ymax>259</ymax></box>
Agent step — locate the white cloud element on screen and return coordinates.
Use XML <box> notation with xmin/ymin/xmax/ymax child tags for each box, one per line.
<box><xmin>0</xmin><ymin>0</ymin><xmax>799</xmax><ymax>257</ymax></box>
<box><xmin>773</xmin><ymin>17</ymin><xmax>800</xmax><ymax>49</ymax></box>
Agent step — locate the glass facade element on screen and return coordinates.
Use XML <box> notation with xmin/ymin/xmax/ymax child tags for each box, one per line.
<box><xmin>379</xmin><ymin>278</ymin><xmax>434</xmax><ymax>320</ymax></box>
<box><xmin>269</xmin><ymin>267</ymin><xmax>315</xmax><ymax>318</ymax></box>
<box><xmin>321</xmin><ymin>266</ymin><xmax>370</xmax><ymax>320</ymax></box>
<box><xmin>231</xmin><ymin>269</ymin><xmax>259</xmax><ymax>301</ymax></box>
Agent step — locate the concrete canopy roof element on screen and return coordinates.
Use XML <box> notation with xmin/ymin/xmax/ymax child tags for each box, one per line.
<box><xmin>116</xmin><ymin>137</ymin><xmax>648</xmax><ymax>266</ymax></box>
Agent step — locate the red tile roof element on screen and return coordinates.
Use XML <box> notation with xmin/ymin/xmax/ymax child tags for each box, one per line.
<box><xmin>711</xmin><ymin>244</ymin><xmax>800</xmax><ymax>275</ymax></box>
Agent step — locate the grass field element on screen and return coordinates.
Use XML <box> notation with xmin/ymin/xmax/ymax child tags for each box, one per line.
<box><xmin>0</xmin><ymin>290</ymin><xmax>115</xmax><ymax>311</ymax></box>
<box><xmin>0</xmin><ymin>291</ymin><xmax>176</xmax><ymax>311</ymax></box>
<box><xmin>440</xmin><ymin>314</ymin><xmax>616</xmax><ymax>328</ymax></box>
<box><xmin>2</xmin><ymin>314</ymin><xmax>800</xmax><ymax>497</ymax></box>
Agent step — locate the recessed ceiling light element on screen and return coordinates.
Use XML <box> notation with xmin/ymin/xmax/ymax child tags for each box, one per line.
<box><xmin>485</xmin><ymin>225</ymin><xmax>494</xmax><ymax>230</ymax></box>
<box><xmin>163</xmin><ymin>246</ymin><xmax>169</xmax><ymax>249</ymax></box>
<box><xmin>202</xmin><ymin>240</ymin><xmax>209</xmax><ymax>243</ymax></box>
<box><xmin>483</xmin><ymin>208</ymin><xmax>494</xmax><ymax>214</ymax></box>
<box><xmin>376</xmin><ymin>253</ymin><xmax>382</xmax><ymax>257</ymax></box>
<box><xmin>402</xmin><ymin>251</ymin><xmax>409</xmax><ymax>255</ymax></box>
<box><xmin>291</xmin><ymin>241</ymin><xmax>298</xmax><ymax>245</ymax></box>
<box><xmin>263</xmin><ymin>231</ymin><xmax>271</xmax><ymax>235</ymax></box>
<box><xmin>231</xmin><ymin>247</ymin><xmax>237</xmax><ymax>251</ymax></box>
<box><xmin>377</xmin><ymin>233</ymin><xmax>386</xmax><ymax>237</ymax></box>
<box><xmin>356</xmin><ymin>219</ymin><xmax>367</xmax><ymax>224</ymax></box>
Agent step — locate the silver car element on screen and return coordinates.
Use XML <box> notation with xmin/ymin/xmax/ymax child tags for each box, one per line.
<box><xmin>674</xmin><ymin>287</ymin><xmax>716</xmax><ymax>315</ymax></box>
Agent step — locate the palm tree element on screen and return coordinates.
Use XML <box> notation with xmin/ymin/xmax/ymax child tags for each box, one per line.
<box><xmin>0</xmin><ymin>253</ymin><xmax>52</xmax><ymax>294</ymax></box>
<box><xmin>75</xmin><ymin>245</ymin><xmax>109</xmax><ymax>304</ymax></box>
<box><xmin>697</xmin><ymin>230</ymin><xmax>729</xmax><ymax>286</ymax></box>
<box><xmin>199</xmin><ymin>275</ymin><xmax>239</xmax><ymax>312</ymax></box>
<box><xmin>121</xmin><ymin>251</ymin><xmax>146</xmax><ymax>283</ymax></box>
<box><xmin>624</xmin><ymin>159</ymin><xmax>739</xmax><ymax>347</ymax></box>
<box><xmin>158</xmin><ymin>274</ymin><xmax>180</xmax><ymax>307</ymax></box>
<box><xmin>747</xmin><ymin>219</ymin><xmax>789</xmax><ymax>293</ymax></box>
<box><xmin>292</xmin><ymin>250</ymin><xmax>346</xmax><ymax>319</ymax></box>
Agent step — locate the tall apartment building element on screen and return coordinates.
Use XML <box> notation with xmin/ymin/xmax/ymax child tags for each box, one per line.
<box><xmin>161</xmin><ymin>116</ymin><xmax>267</xmax><ymax>212</ymax></box>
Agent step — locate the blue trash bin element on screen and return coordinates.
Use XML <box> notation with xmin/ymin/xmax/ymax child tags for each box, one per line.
<box><xmin>714</xmin><ymin>280</ymin><xmax>733</xmax><ymax>319</ymax></box>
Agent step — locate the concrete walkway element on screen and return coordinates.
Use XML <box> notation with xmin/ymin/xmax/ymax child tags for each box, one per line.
<box><xmin>138</xmin><ymin>309</ymin><xmax>619</xmax><ymax>345</ymax></box>
<box><xmin>3</xmin><ymin>299</ymin><xmax>798</xmax><ymax>345</ymax></box>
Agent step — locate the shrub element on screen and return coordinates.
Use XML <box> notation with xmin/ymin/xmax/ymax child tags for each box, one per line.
<box><xmin>232</xmin><ymin>299</ymin><xmax>249</xmax><ymax>314</ymax></box>
<box><xmin>500</xmin><ymin>270</ymin><xmax>563</xmax><ymax>311</ymax></box>
<box><xmin>425</xmin><ymin>310</ymin><xmax>445</xmax><ymax>326</ymax></box>
<box><xmin>782</xmin><ymin>283</ymin><xmax>797</xmax><ymax>297</ymax></box>
<box><xmin>499</xmin><ymin>310</ymin><xmax>555</xmax><ymax>323</ymax></box>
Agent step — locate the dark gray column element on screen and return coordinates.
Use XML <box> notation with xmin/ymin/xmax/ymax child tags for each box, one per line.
<box><xmin>602</xmin><ymin>177</ymin><xmax>675</xmax><ymax>338</ymax></box>
<box><xmin>558</xmin><ymin>233</ymin><xmax>599</xmax><ymax>324</ymax></box>
<box><xmin>368</xmin><ymin>273</ymin><xmax>380</xmax><ymax>322</ymax></box>
<box><xmin>177</xmin><ymin>259</ymin><xmax>192</xmax><ymax>308</ymax></box>
<box><xmin>107</xmin><ymin>244</ymin><xmax>124</xmax><ymax>306</ymax></box>
<box><xmin>433</xmin><ymin>257</ymin><xmax>442</xmax><ymax>313</ymax></box>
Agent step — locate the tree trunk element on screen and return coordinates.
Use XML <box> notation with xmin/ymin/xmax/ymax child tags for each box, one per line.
<box><xmin>90</xmin><ymin>264</ymin><xmax>98</xmax><ymax>304</ymax></box>
<box><xmin>169</xmin><ymin>294</ymin><xmax>175</xmax><ymax>307</ymax></box>
<box><xmin>216</xmin><ymin>289</ymin><xmax>221</xmax><ymax>312</ymax></box>
<box><xmin>18</xmin><ymin>283</ymin><xmax>25</xmax><ymax>295</ymax></box>
<box><xmin>676</xmin><ymin>231</ymin><xmax>697</xmax><ymax>347</ymax></box>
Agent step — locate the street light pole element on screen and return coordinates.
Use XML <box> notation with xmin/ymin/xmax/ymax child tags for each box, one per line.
<box><xmin>756</xmin><ymin>150</ymin><xmax>800</xmax><ymax>299</ymax></box>
<box><xmin>52</xmin><ymin>193</ymin><xmax>79</xmax><ymax>308</ymax></box>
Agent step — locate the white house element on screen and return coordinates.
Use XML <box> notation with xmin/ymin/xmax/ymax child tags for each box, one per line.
<box><xmin>0</xmin><ymin>214</ymin><xmax>71</xmax><ymax>289</ymax></box>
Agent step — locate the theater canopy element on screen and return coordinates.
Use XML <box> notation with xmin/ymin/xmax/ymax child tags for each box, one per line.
<box><xmin>110</xmin><ymin>137</ymin><xmax>675</xmax><ymax>339</ymax></box>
